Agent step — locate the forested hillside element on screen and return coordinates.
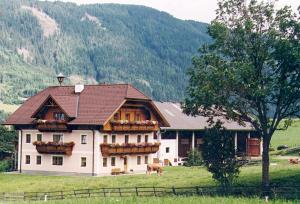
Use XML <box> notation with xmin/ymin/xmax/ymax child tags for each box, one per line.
<box><xmin>0</xmin><ymin>0</ymin><xmax>210</xmax><ymax>105</ymax></box>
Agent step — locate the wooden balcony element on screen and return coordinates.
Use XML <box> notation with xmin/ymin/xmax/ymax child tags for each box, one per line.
<box><xmin>100</xmin><ymin>143</ymin><xmax>160</xmax><ymax>156</ymax></box>
<box><xmin>36</xmin><ymin>120</ymin><xmax>70</xmax><ymax>132</ymax></box>
<box><xmin>33</xmin><ymin>141</ymin><xmax>75</xmax><ymax>156</ymax></box>
<box><xmin>110</xmin><ymin>120</ymin><xmax>157</xmax><ymax>132</ymax></box>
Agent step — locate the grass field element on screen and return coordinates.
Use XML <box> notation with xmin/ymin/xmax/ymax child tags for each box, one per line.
<box><xmin>0</xmin><ymin>158</ymin><xmax>299</xmax><ymax>193</ymax></box>
<box><xmin>271</xmin><ymin>120</ymin><xmax>300</xmax><ymax>149</ymax></box>
<box><xmin>17</xmin><ymin>196</ymin><xmax>299</xmax><ymax>204</ymax></box>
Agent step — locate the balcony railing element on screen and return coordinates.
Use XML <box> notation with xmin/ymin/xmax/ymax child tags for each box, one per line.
<box><xmin>100</xmin><ymin>143</ymin><xmax>160</xmax><ymax>156</ymax></box>
<box><xmin>35</xmin><ymin>120</ymin><xmax>69</xmax><ymax>132</ymax></box>
<box><xmin>110</xmin><ymin>120</ymin><xmax>157</xmax><ymax>132</ymax></box>
<box><xmin>33</xmin><ymin>141</ymin><xmax>75</xmax><ymax>156</ymax></box>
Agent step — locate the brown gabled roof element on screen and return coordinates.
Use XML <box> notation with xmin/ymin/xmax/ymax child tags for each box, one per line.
<box><xmin>5</xmin><ymin>84</ymin><xmax>150</xmax><ymax>126</ymax></box>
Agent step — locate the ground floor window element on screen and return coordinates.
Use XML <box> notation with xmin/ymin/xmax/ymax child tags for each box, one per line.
<box><xmin>137</xmin><ymin>156</ymin><xmax>141</xmax><ymax>165</ymax></box>
<box><xmin>166</xmin><ymin>147</ymin><xmax>170</xmax><ymax>153</ymax></box>
<box><xmin>103</xmin><ymin>158</ymin><xmax>107</xmax><ymax>167</ymax></box>
<box><xmin>111</xmin><ymin>157</ymin><xmax>116</xmax><ymax>166</ymax></box>
<box><xmin>36</xmin><ymin>155</ymin><xmax>41</xmax><ymax>165</ymax></box>
<box><xmin>25</xmin><ymin>155</ymin><xmax>30</xmax><ymax>164</ymax></box>
<box><xmin>52</xmin><ymin>156</ymin><xmax>63</xmax><ymax>165</ymax></box>
<box><xmin>81</xmin><ymin>157</ymin><xmax>87</xmax><ymax>167</ymax></box>
<box><xmin>144</xmin><ymin>156</ymin><xmax>148</xmax><ymax>164</ymax></box>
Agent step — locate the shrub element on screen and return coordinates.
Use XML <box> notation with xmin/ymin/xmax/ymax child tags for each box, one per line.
<box><xmin>277</xmin><ymin>145</ymin><xmax>289</xmax><ymax>150</ymax></box>
<box><xmin>184</xmin><ymin>149</ymin><xmax>203</xmax><ymax>167</ymax></box>
<box><xmin>0</xmin><ymin>160</ymin><xmax>13</xmax><ymax>172</ymax></box>
<box><xmin>202</xmin><ymin>121</ymin><xmax>240</xmax><ymax>188</ymax></box>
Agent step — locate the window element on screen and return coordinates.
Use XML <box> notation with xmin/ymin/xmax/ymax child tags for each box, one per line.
<box><xmin>81</xmin><ymin>157</ymin><xmax>87</xmax><ymax>167</ymax></box>
<box><xmin>145</xmin><ymin>135</ymin><xmax>149</xmax><ymax>143</ymax></box>
<box><xmin>112</xmin><ymin>135</ymin><xmax>116</xmax><ymax>144</ymax></box>
<box><xmin>137</xmin><ymin>135</ymin><xmax>141</xmax><ymax>143</ymax></box>
<box><xmin>166</xmin><ymin>147</ymin><xmax>170</xmax><ymax>153</ymax></box>
<box><xmin>54</xmin><ymin>112</ymin><xmax>65</xmax><ymax>120</ymax></box>
<box><xmin>37</xmin><ymin>134</ymin><xmax>42</xmax><ymax>142</ymax></box>
<box><xmin>81</xmin><ymin>135</ymin><xmax>87</xmax><ymax>144</ymax></box>
<box><xmin>103</xmin><ymin>135</ymin><xmax>108</xmax><ymax>143</ymax></box>
<box><xmin>125</xmin><ymin>135</ymin><xmax>129</xmax><ymax>144</ymax></box>
<box><xmin>137</xmin><ymin>156</ymin><xmax>141</xmax><ymax>165</ymax></box>
<box><xmin>144</xmin><ymin>156</ymin><xmax>148</xmax><ymax>164</ymax></box>
<box><xmin>52</xmin><ymin>156</ymin><xmax>63</xmax><ymax>165</ymax></box>
<box><xmin>36</xmin><ymin>156</ymin><xmax>41</xmax><ymax>165</ymax></box>
<box><xmin>26</xmin><ymin>134</ymin><xmax>31</xmax><ymax>143</ymax></box>
<box><xmin>53</xmin><ymin>134</ymin><xmax>63</xmax><ymax>143</ymax></box>
<box><xmin>125</xmin><ymin>113</ymin><xmax>130</xmax><ymax>121</ymax></box>
<box><xmin>181</xmin><ymin>139</ymin><xmax>189</xmax><ymax>145</ymax></box>
<box><xmin>135</xmin><ymin>113</ymin><xmax>141</xmax><ymax>121</ymax></box>
<box><xmin>111</xmin><ymin>157</ymin><xmax>116</xmax><ymax>166</ymax></box>
<box><xmin>114</xmin><ymin>113</ymin><xmax>119</xmax><ymax>120</ymax></box>
<box><xmin>25</xmin><ymin>155</ymin><xmax>30</xmax><ymax>164</ymax></box>
<box><xmin>103</xmin><ymin>158</ymin><xmax>107</xmax><ymax>167</ymax></box>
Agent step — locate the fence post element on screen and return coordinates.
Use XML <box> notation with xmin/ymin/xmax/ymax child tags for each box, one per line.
<box><xmin>60</xmin><ymin>191</ymin><xmax>64</xmax><ymax>200</ymax></box>
<box><xmin>135</xmin><ymin>187</ymin><xmax>139</xmax><ymax>196</ymax></box>
<box><xmin>119</xmin><ymin>188</ymin><xmax>122</xmax><ymax>197</ymax></box>
<box><xmin>196</xmin><ymin>186</ymin><xmax>199</xmax><ymax>195</ymax></box>
<box><xmin>44</xmin><ymin>194</ymin><xmax>48</xmax><ymax>202</ymax></box>
<box><xmin>153</xmin><ymin>187</ymin><xmax>157</xmax><ymax>197</ymax></box>
<box><xmin>172</xmin><ymin>186</ymin><xmax>176</xmax><ymax>195</ymax></box>
<box><xmin>102</xmin><ymin>188</ymin><xmax>106</xmax><ymax>197</ymax></box>
<box><xmin>88</xmin><ymin>189</ymin><xmax>91</xmax><ymax>197</ymax></box>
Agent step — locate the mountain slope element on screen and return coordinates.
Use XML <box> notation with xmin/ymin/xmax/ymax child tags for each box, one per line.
<box><xmin>0</xmin><ymin>0</ymin><xmax>211</xmax><ymax>104</ymax></box>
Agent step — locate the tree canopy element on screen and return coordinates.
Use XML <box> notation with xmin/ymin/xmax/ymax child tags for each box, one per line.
<box><xmin>183</xmin><ymin>0</ymin><xmax>300</xmax><ymax>192</ymax></box>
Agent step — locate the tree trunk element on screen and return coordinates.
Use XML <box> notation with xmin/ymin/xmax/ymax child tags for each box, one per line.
<box><xmin>262</xmin><ymin>136</ymin><xmax>270</xmax><ymax>195</ymax></box>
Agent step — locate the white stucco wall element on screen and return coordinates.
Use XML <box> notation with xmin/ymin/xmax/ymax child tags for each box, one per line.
<box><xmin>19</xmin><ymin>130</ymin><xmax>157</xmax><ymax>175</ymax></box>
<box><xmin>159</xmin><ymin>139</ymin><xmax>178</xmax><ymax>166</ymax></box>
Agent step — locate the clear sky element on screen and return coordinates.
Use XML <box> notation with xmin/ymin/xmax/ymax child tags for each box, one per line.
<box><xmin>44</xmin><ymin>0</ymin><xmax>299</xmax><ymax>23</ymax></box>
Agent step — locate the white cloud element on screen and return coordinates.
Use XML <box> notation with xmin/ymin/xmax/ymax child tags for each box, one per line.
<box><xmin>42</xmin><ymin>0</ymin><xmax>299</xmax><ymax>23</ymax></box>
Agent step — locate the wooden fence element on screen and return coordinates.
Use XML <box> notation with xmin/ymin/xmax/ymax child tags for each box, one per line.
<box><xmin>0</xmin><ymin>186</ymin><xmax>300</xmax><ymax>202</ymax></box>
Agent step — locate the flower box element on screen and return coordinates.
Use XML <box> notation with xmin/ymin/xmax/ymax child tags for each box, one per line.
<box><xmin>100</xmin><ymin>143</ymin><xmax>160</xmax><ymax>156</ymax></box>
<box><xmin>33</xmin><ymin>141</ymin><xmax>75</xmax><ymax>156</ymax></box>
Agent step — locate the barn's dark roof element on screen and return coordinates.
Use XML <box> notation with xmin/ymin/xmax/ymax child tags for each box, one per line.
<box><xmin>154</xmin><ymin>102</ymin><xmax>254</xmax><ymax>131</ymax></box>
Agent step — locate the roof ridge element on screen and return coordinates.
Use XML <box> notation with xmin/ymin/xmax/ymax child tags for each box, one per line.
<box><xmin>48</xmin><ymin>83</ymin><xmax>130</xmax><ymax>88</ymax></box>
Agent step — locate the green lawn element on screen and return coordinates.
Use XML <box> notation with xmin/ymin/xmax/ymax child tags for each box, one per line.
<box><xmin>17</xmin><ymin>196</ymin><xmax>298</xmax><ymax>204</ymax></box>
<box><xmin>0</xmin><ymin>158</ymin><xmax>299</xmax><ymax>193</ymax></box>
<box><xmin>271</xmin><ymin>120</ymin><xmax>300</xmax><ymax>149</ymax></box>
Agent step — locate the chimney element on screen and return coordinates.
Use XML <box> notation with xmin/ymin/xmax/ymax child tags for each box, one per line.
<box><xmin>75</xmin><ymin>84</ymin><xmax>84</xmax><ymax>94</ymax></box>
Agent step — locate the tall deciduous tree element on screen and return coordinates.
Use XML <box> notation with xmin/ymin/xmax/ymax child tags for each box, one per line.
<box><xmin>183</xmin><ymin>0</ymin><xmax>300</xmax><ymax>193</ymax></box>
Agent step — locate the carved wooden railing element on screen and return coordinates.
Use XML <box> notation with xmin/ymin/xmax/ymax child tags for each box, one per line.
<box><xmin>110</xmin><ymin>120</ymin><xmax>158</xmax><ymax>132</ymax></box>
<box><xmin>100</xmin><ymin>143</ymin><xmax>160</xmax><ymax>156</ymax></box>
<box><xmin>35</xmin><ymin>120</ymin><xmax>69</xmax><ymax>132</ymax></box>
<box><xmin>33</xmin><ymin>141</ymin><xmax>75</xmax><ymax>156</ymax></box>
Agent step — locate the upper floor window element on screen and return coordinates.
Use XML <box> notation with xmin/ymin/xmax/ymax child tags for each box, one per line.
<box><xmin>114</xmin><ymin>113</ymin><xmax>119</xmax><ymax>120</ymax></box>
<box><xmin>103</xmin><ymin>135</ymin><xmax>108</xmax><ymax>143</ymax></box>
<box><xmin>53</xmin><ymin>134</ymin><xmax>63</xmax><ymax>143</ymax></box>
<box><xmin>125</xmin><ymin>135</ymin><xmax>129</xmax><ymax>144</ymax></box>
<box><xmin>37</xmin><ymin>134</ymin><xmax>42</xmax><ymax>142</ymax></box>
<box><xmin>81</xmin><ymin>135</ymin><xmax>87</xmax><ymax>144</ymax></box>
<box><xmin>135</xmin><ymin>113</ymin><xmax>141</xmax><ymax>121</ymax></box>
<box><xmin>54</xmin><ymin>112</ymin><xmax>65</xmax><ymax>120</ymax></box>
<box><xmin>137</xmin><ymin>135</ymin><xmax>141</xmax><ymax>143</ymax></box>
<box><xmin>125</xmin><ymin>113</ymin><xmax>130</xmax><ymax>121</ymax></box>
<box><xmin>112</xmin><ymin>135</ymin><xmax>116</xmax><ymax>144</ymax></box>
<box><xmin>145</xmin><ymin>135</ymin><xmax>149</xmax><ymax>143</ymax></box>
<box><xmin>26</xmin><ymin>134</ymin><xmax>31</xmax><ymax>143</ymax></box>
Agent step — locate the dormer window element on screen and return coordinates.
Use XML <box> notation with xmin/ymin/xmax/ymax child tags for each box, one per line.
<box><xmin>54</xmin><ymin>112</ymin><xmax>65</xmax><ymax>120</ymax></box>
<box><xmin>125</xmin><ymin>113</ymin><xmax>130</xmax><ymax>121</ymax></box>
<box><xmin>135</xmin><ymin>113</ymin><xmax>141</xmax><ymax>121</ymax></box>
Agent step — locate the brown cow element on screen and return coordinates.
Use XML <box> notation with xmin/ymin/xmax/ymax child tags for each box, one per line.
<box><xmin>146</xmin><ymin>163</ymin><xmax>163</xmax><ymax>176</ymax></box>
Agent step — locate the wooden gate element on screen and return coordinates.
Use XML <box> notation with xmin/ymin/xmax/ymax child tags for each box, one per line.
<box><xmin>247</xmin><ymin>138</ymin><xmax>261</xmax><ymax>156</ymax></box>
